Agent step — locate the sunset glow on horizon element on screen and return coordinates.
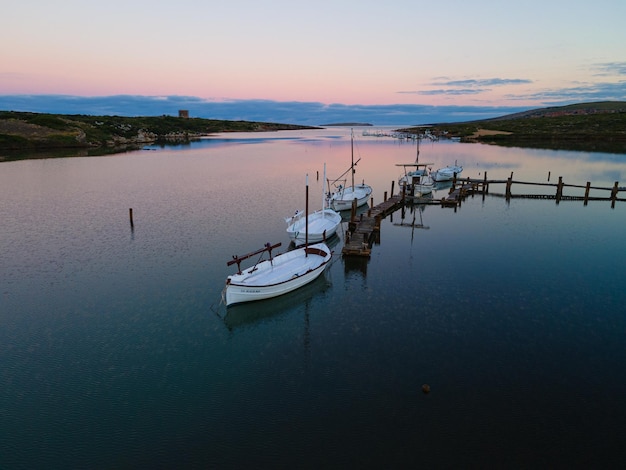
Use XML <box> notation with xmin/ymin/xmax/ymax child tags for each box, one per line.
<box><xmin>2</xmin><ymin>0</ymin><xmax>625</xmax><ymax>116</ymax></box>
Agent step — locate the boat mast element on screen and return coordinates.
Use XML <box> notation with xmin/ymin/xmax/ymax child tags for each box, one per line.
<box><xmin>322</xmin><ymin>163</ymin><xmax>327</xmax><ymax>217</ymax></box>
<box><xmin>305</xmin><ymin>174</ymin><xmax>309</xmax><ymax>254</ymax></box>
<box><xmin>415</xmin><ymin>135</ymin><xmax>420</xmax><ymax>164</ymax></box>
<box><xmin>351</xmin><ymin>129</ymin><xmax>355</xmax><ymax>190</ymax></box>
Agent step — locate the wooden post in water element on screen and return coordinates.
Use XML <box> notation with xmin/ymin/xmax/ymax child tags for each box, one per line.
<box><xmin>505</xmin><ymin>177</ymin><xmax>512</xmax><ymax>200</ymax></box>
<box><xmin>556</xmin><ymin>176</ymin><xmax>563</xmax><ymax>203</ymax></box>
<box><xmin>384</xmin><ymin>191</ymin><xmax>388</xmax><ymax>202</ymax></box>
<box><xmin>482</xmin><ymin>171</ymin><xmax>488</xmax><ymax>196</ymax></box>
<box><xmin>370</xmin><ymin>196</ymin><xmax>374</xmax><ymax>208</ymax></box>
<box><xmin>129</xmin><ymin>208</ymin><xmax>134</xmax><ymax>229</ymax></box>
<box><xmin>610</xmin><ymin>181</ymin><xmax>619</xmax><ymax>208</ymax></box>
<box><xmin>391</xmin><ymin>180</ymin><xmax>395</xmax><ymax>197</ymax></box>
<box><xmin>584</xmin><ymin>182</ymin><xmax>591</xmax><ymax>206</ymax></box>
<box><xmin>548</xmin><ymin>171</ymin><xmax>551</xmax><ymax>182</ymax></box>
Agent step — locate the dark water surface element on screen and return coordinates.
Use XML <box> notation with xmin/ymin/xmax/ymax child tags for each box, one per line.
<box><xmin>2</xmin><ymin>128</ymin><xmax>626</xmax><ymax>468</ymax></box>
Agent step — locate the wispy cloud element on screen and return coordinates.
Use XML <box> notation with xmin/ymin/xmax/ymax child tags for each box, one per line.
<box><xmin>398</xmin><ymin>77</ymin><xmax>533</xmax><ymax>98</ymax></box>
<box><xmin>505</xmin><ymin>81</ymin><xmax>626</xmax><ymax>104</ymax></box>
<box><xmin>431</xmin><ymin>78</ymin><xmax>533</xmax><ymax>87</ymax></box>
<box><xmin>591</xmin><ymin>61</ymin><xmax>626</xmax><ymax>77</ymax></box>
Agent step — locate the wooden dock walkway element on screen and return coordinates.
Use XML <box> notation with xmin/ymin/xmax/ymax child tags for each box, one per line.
<box><xmin>342</xmin><ymin>174</ymin><xmax>624</xmax><ymax>257</ymax></box>
<box><xmin>342</xmin><ymin>193</ymin><xmax>404</xmax><ymax>257</ymax></box>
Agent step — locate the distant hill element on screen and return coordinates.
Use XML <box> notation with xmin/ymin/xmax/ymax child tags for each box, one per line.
<box><xmin>0</xmin><ymin>111</ymin><xmax>318</xmax><ymax>153</ymax></box>
<box><xmin>400</xmin><ymin>101</ymin><xmax>626</xmax><ymax>154</ymax></box>
<box><xmin>322</xmin><ymin>122</ymin><xmax>373</xmax><ymax>127</ymax></box>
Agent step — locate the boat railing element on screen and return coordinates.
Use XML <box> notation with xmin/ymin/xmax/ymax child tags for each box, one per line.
<box><xmin>228</xmin><ymin>242</ymin><xmax>282</xmax><ymax>274</ymax></box>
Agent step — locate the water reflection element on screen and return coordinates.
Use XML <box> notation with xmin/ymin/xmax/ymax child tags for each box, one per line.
<box><xmin>220</xmin><ymin>274</ymin><xmax>329</xmax><ymax>331</ymax></box>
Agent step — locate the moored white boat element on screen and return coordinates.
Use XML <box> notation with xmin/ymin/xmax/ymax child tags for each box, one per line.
<box><xmin>286</xmin><ymin>163</ymin><xmax>342</xmax><ymax>245</ymax></box>
<box><xmin>397</xmin><ymin>164</ymin><xmax>434</xmax><ymax>195</ymax></box>
<box><xmin>328</xmin><ymin>183</ymin><xmax>373</xmax><ymax>211</ymax></box>
<box><xmin>285</xmin><ymin>208</ymin><xmax>342</xmax><ymax>246</ymax></box>
<box><xmin>224</xmin><ymin>242</ymin><xmax>332</xmax><ymax>306</ymax></box>
<box><xmin>225</xmin><ymin>174</ymin><xmax>332</xmax><ymax>307</ymax></box>
<box><xmin>432</xmin><ymin>164</ymin><xmax>463</xmax><ymax>182</ymax></box>
<box><xmin>327</xmin><ymin>130</ymin><xmax>372</xmax><ymax>211</ymax></box>
<box><xmin>395</xmin><ymin>134</ymin><xmax>434</xmax><ymax>196</ymax></box>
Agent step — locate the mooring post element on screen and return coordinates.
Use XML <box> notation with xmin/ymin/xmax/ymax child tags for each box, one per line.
<box><xmin>482</xmin><ymin>171</ymin><xmax>487</xmax><ymax>195</ymax></box>
<box><xmin>384</xmin><ymin>190</ymin><xmax>388</xmax><ymax>202</ymax></box>
<box><xmin>548</xmin><ymin>171</ymin><xmax>551</xmax><ymax>181</ymax></box>
<box><xmin>556</xmin><ymin>176</ymin><xmax>563</xmax><ymax>203</ymax></box>
<box><xmin>370</xmin><ymin>196</ymin><xmax>374</xmax><ymax>208</ymax></box>
<box><xmin>351</xmin><ymin>198</ymin><xmax>357</xmax><ymax>222</ymax></box>
<box><xmin>505</xmin><ymin>177</ymin><xmax>512</xmax><ymax>200</ymax></box>
<box><xmin>611</xmin><ymin>181</ymin><xmax>619</xmax><ymax>208</ymax></box>
<box><xmin>391</xmin><ymin>180</ymin><xmax>395</xmax><ymax>197</ymax></box>
<box><xmin>129</xmin><ymin>208</ymin><xmax>134</xmax><ymax>229</ymax></box>
<box><xmin>584</xmin><ymin>181</ymin><xmax>591</xmax><ymax>206</ymax></box>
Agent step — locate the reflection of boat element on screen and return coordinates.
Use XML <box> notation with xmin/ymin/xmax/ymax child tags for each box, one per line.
<box><xmin>433</xmin><ymin>179</ymin><xmax>453</xmax><ymax>192</ymax></box>
<box><xmin>396</xmin><ymin>137</ymin><xmax>434</xmax><ymax>196</ymax></box>
<box><xmin>327</xmin><ymin>130</ymin><xmax>372</xmax><ymax>211</ymax></box>
<box><xmin>395</xmin><ymin>203</ymin><xmax>430</xmax><ymax>245</ymax></box>
<box><xmin>286</xmin><ymin>164</ymin><xmax>341</xmax><ymax>246</ymax></box>
<box><xmin>224</xmin><ymin>176</ymin><xmax>332</xmax><ymax>306</ymax></box>
<box><xmin>223</xmin><ymin>274</ymin><xmax>329</xmax><ymax>330</ymax></box>
<box><xmin>432</xmin><ymin>163</ymin><xmax>463</xmax><ymax>182</ymax></box>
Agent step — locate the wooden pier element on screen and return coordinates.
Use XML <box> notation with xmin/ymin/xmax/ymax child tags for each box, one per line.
<box><xmin>342</xmin><ymin>189</ymin><xmax>405</xmax><ymax>257</ymax></box>
<box><xmin>341</xmin><ymin>173</ymin><xmax>624</xmax><ymax>257</ymax></box>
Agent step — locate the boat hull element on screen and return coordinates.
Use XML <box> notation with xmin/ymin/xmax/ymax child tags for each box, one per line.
<box><xmin>225</xmin><ymin>243</ymin><xmax>332</xmax><ymax>306</ymax></box>
<box><xmin>330</xmin><ymin>184</ymin><xmax>372</xmax><ymax>211</ymax></box>
<box><xmin>432</xmin><ymin>166</ymin><xmax>463</xmax><ymax>182</ymax></box>
<box><xmin>286</xmin><ymin>209</ymin><xmax>342</xmax><ymax>246</ymax></box>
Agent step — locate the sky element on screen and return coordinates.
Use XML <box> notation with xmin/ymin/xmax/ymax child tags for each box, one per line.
<box><xmin>1</xmin><ymin>0</ymin><xmax>625</xmax><ymax>125</ymax></box>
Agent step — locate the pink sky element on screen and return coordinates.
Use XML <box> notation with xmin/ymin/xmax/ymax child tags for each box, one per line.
<box><xmin>2</xmin><ymin>0</ymin><xmax>625</xmax><ymax>108</ymax></box>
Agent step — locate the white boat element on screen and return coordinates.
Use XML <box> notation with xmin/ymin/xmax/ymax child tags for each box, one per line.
<box><xmin>395</xmin><ymin>138</ymin><xmax>434</xmax><ymax>196</ymax></box>
<box><xmin>396</xmin><ymin>163</ymin><xmax>434</xmax><ymax>195</ymax></box>
<box><xmin>224</xmin><ymin>242</ymin><xmax>332</xmax><ymax>306</ymax></box>
<box><xmin>327</xmin><ymin>130</ymin><xmax>373</xmax><ymax>211</ymax></box>
<box><xmin>286</xmin><ymin>163</ymin><xmax>342</xmax><ymax>246</ymax></box>
<box><xmin>285</xmin><ymin>208</ymin><xmax>342</xmax><ymax>246</ymax></box>
<box><xmin>432</xmin><ymin>163</ymin><xmax>463</xmax><ymax>182</ymax></box>
<box><xmin>224</xmin><ymin>175</ymin><xmax>332</xmax><ymax>307</ymax></box>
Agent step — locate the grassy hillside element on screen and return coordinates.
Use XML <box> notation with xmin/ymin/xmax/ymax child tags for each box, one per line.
<box><xmin>402</xmin><ymin>101</ymin><xmax>626</xmax><ymax>154</ymax></box>
<box><xmin>0</xmin><ymin>111</ymin><xmax>317</xmax><ymax>152</ymax></box>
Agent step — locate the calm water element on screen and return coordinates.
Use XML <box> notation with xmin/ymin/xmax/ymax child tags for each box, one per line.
<box><xmin>2</xmin><ymin>128</ymin><xmax>626</xmax><ymax>468</ymax></box>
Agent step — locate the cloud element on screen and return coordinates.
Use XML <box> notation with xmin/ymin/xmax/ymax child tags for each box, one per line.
<box><xmin>506</xmin><ymin>81</ymin><xmax>626</xmax><ymax>104</ymax></box>
<box><xmin>431</xmin><ymin>78</ymin><xmax>533</xmax><ymax>87</ymax></box>
<box><xmin>591</xmin><ymin>61</ymin><xmax>626</xmax><ymax>77</ymax></box>
<box><xmin>0</xmin><ymin>94</ymin><xmax>534</xmax><ymax>125</ymax></box>
<box><xmin>402</xmin><ymin>89</ymin><xmax>487</xmax><ymax>96</ymax></box>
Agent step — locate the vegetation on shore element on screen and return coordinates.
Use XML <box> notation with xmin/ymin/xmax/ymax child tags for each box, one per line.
<box><xmin>0</xmin><ymin>111</ymin><xmax>318</xmax><ymax>154</ymax></box>
<box><xmin>400</xmin><ymin>101</ymin><xmax>626</xmax><ymax>154</ymax></box>
<box><xmin>2</xmin><ymin>101</ymin><xmax>626</xmax><ymax>158</ymax></box>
